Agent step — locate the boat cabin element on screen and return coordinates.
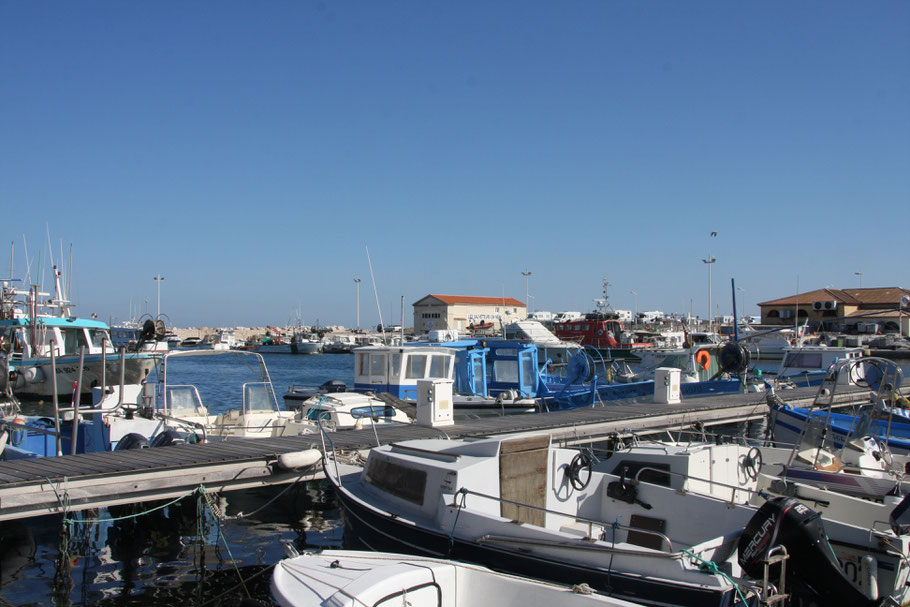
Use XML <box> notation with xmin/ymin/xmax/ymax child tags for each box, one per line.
<box><xmin>353</xmin><ymin>342</ymin><xmax>541</xmax><ymax>400</ymax></box>
<box><xmin>0</xmin><ymin>316</ymin><xmax>113</xmax><ymax>359</ymax></box>
<box><xmin>354</xmin><ymin>346</ymin><xmax>456</xmax><ymax>399</ymax></box>
<box><xmin>554</xmin><ymin>313</ymin><xmax>625</xmax><ymax>349</ymax></box>
<box><xmin>777</xmin><ymin>345</ymin><xmax>864</xmax><ymax>383</ymax></box>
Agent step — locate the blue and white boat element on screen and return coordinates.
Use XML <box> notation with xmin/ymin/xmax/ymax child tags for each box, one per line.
<box><xmin>285</xmin><ymin>335</ymin><xmax>745</xmax><ymax>414</ymax></box>
<box><xmin>0</xmin><ymin>272</ymin><xmax>160</xmax><ymax>402</ymax></box>
<box><xmin>772</xmin><ymin>344</ymin><xmax>865</xmax><ymax>387</ymax></box>
<box><xmin>767</xmin><ymin>356</ymin><xmax>910</xmax><ymax>498</ymax></box>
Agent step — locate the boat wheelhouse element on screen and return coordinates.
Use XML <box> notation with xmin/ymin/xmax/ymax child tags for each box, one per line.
<box><xmin>353</xmin><ymin>342</ymin><xmax>540</xmax><ymax>403</ymax></box>
<box><xmin>1</xmin><ymin>299</ymin><xmax>159</xmax><ymax>401</ymax></box>
<box><xmin>775</xmin><ymin>344</ymin><xmax>864</xmax><ymax>386</ymax></box>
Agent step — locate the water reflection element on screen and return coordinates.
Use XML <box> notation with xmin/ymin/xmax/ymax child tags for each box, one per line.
<box><xmin>0</xmin><ymin>479</ymin><xmax>342</xmax><ymax>606</ymax></box>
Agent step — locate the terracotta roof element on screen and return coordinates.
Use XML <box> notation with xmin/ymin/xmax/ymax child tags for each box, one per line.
<box><xmin>415</xmin><ymin>294</ymin><xmax>525</xmax><ymax>307</ymax></box>
<box><xmin>758</xmin><ymin>287</ymin><xmax>909</xmax><ymax>307</ymax></box>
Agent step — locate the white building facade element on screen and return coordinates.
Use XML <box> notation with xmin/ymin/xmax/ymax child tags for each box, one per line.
<box><xmin>412</xmin><ymin>294</ymin><xmax>527</xmax><ymax>335</ymax></box>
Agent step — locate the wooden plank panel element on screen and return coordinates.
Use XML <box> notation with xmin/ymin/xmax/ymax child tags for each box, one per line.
<box><xmin>500</xmin><ymin>444</ymin><xmax>547</xmax><ymax>528</ymax></box>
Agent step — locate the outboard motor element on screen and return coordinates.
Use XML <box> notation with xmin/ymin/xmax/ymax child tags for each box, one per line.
<box><xmin>114</xmin><ymin>433</ymin><xmax>150</xmax><ymax>450</ymax></box>
<box><xmin>738</xmin><ymin>497</ymin><xmax>878</xmax><ymax>607</ymax></box>
<box><xmin>149</xmin><ymin>428</ymin><xmax>183</xmax><ymax>447</ymax></box>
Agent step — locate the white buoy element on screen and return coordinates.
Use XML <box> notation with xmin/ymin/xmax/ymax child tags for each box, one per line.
<box><xmin>277</xmin><ymin>449</ymin><xmax>322</xmax><ymax>470</ymax></box>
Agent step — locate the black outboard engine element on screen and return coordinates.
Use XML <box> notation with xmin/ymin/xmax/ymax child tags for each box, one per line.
<box><xmin>149</xmin><ymin>428</ymin><xmax>183</xmax><ymax>447</ymax></box>
<box><xmin>738</xmin><ymin>497</ymin><xmax>878</xmax><ymax>607</ymax></box>
<box><xmin>114</xmin><ymin>433</ymin><xmax>150</xmax><ymax>450</ymax></box>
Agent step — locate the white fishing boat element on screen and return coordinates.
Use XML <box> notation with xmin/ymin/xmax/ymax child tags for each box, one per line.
<box><xmin>773</xmin><ymin>344</ymin><xmax>864</xmax><ymax>386</ymax></box>
<box><xmin>198</xmin><ymin>328</ymin><xmax>236</xmax><ymax>351</ymax></box>
<box><xmin>290</xmin><ymin>332</ymin><xmax>322</xmax><ymax>354</ymax></box>
<box><xmin>324</xmin><ymin>430</ymin><xmax>901</xmax><ymax>607</ymax></box>
<box><xmin>271</xmin><ymin>549</ymin><xmax>646</xmax><ymax>607</ymax></box>
<box><xmin>0</xmin><ymin>272</ymin><xmax>160</xmax><ymax>402</ymax></box>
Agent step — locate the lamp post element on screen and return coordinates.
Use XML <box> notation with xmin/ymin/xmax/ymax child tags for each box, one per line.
<box><xmin>522</xmin><ymin>269</ymin><xmax>532</xmax><ymax>319</ymax></box>
<box><xmin>153</xmin><ymin>274</ymin><xmax>164</xmax><ymax>318</ymax></box>
<box><xmin>702</xmin><ymin>256</ymin><xmax>716</xmax><ymax>332</ymax></box>
<box><xmin>353</xmin><ymin>277</ymin><xmax>361</xmax><ymax>330</ymax></box>
<box><xmin>630</xmin><ymin>290</ymin><xmax>638</xmax><ymax>325</ymax></box>
<box><xmin>855</xmin><ymin>271</ymin><xmax>863</xmax><ymax>288</ymax></box>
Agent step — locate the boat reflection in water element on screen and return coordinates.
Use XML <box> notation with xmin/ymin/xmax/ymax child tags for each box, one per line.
<box><xmin>0</xmin><ymin>479</ymin><xmax>342</xmax><ymax>605</ymax></box>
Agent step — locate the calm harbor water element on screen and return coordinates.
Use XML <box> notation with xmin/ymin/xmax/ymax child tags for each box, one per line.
<box><xmin>1</xmin><ymin>352</ymin><xmax>356</xmax><ymax>607</ymax></box>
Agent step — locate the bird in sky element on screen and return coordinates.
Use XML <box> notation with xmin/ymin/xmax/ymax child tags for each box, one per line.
<box><xmin>710</xmin><ymin>231</ymin><xmax>718</xmax><ymax>237</ymax></box>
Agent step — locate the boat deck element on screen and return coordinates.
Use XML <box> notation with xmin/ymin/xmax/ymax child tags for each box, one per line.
<box><xmin>0</xmin><ymin>382</ymin><xmax>880</xmax><ymax>520</ymax></box>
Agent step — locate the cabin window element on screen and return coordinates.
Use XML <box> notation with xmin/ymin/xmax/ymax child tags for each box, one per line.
<box><xmin>493</xmin><ymin>360</ymin><xmax>518</xmax><ymax>383</ymax></box>
<box><xmin>90</xmin><ymin>329</ymin><xmax>108</xmax><ymax>349</ymax></box>
<box><xmin>429</xmin><ymin>354</ymin><xmax>449</xmax><ymax>378</ymax></box>
<box><xmin>370</xmin><ymin>353</ymin><xmax>386</xmax><ymax>377</ymax></box>
<box><xmin>521</xmin><ymin>356</ymin><xmax>535</xmax><ymax>388</ymax></box>
<box><xmin>357</xmin><ymin>353</ymin><xmax>368</xmax><ymax>375</ymax></box>
<box><xmin>782</xmin><ymin>352</ymin><xmax>823</xmax><ymax>369</ymax></box>
<box><xmin>351</xmin><ymin>405</ymin><xmax>397</xmax><ymax>419</ymax></box>
<box><xmin>406</xmin><ymin>355</ymin><xmax>427</xmax><ymax>379</ymax></box>
<box><xmin>64</xmin><ymin>328</ymin><xmax>89</xmax><ymax>353</ymax></box>
<box><xmin>583</xmin><ymin>324</ymin><xmax>590</xmax><ymax>331</ymax></box>
<box><xmin>364</xmin><ymin>456</ymin><xmax>427</xmax><ymax>505</ymax></box>
<box><xmin>472</xmin><ymin>358</ymin><xmax>485</xmax><ymax>393</ymax></box>
<box><xmin>390</xmin><ymin>353</ymin><xmax>402</xmax><ymax>377</ymax></box>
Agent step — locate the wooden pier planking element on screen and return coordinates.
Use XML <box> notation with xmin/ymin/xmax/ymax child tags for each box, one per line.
<box><xmin>0</xmin><ymin>382</ymin><xmax>881</xmax><ymax>520</ymax></box>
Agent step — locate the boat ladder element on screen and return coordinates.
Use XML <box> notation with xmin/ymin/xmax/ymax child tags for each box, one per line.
<box><xmin>758</xmin><ymin>545</ymin><xmax>789</xmax><ymax>606</ymax></box>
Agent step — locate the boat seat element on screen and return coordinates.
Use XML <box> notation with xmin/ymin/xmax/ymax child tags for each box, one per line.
<box><xmin>796</xmin><ymin>448</ymin><xmax>844</xmax><ymax>472</ymax></box>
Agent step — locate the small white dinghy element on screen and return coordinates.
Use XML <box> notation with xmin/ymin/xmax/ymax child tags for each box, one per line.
<box><xmin>271</xmin><ymin>549</ymin><xmax>645</xmax><ymax>607</ymax></box>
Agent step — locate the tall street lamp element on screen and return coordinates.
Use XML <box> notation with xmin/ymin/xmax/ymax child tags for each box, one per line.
<box><xmin>353</xmin><ymin>277</ymin><xmax>361</xmax><ymax>330</ymax></box>
<box><xmin>702</xmin><ymin>256</ymin><xmax>716</xmax><ymax>332</ymax></box>
<box><xmin>153</xmin><ymin>274</ymin><xmax>164</xmax><ymax>318</ymax></box>
<box><xmin>522</xmin><ymin>268</ymin><xmax>532</xmax><ymax>318</ymax></box>
<box><xmin>630</xmin><ymin>290</ymin><xmax>638</xmax><ymax>324</ymax></box>
<box><xmin>855</xmin><ymin>271</ymin><xmax>863</xmax><ymax>288</ymax></box>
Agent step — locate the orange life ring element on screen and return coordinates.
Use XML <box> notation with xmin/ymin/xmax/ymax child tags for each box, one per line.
<box><xmin>695</xmin><ymin>349</ymin><xmax>711</xmax><ymax>371</ymax></box>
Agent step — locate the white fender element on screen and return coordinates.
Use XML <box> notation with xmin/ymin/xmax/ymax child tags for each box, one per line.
<box><xmin>277</xmin><ymin>448</ymin><xmax>322</xmax><ymax>470</ymax></box>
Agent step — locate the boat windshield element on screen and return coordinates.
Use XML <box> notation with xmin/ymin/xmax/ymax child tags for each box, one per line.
<box><xmin>243</xmin><ymin>382</ymin><xmax>276</xmax><ymax>412</ymax></box>
<box><xmin>790</xmin><ymin>357</ymin><xmax>904</xmax><ymax>463</ymax></box>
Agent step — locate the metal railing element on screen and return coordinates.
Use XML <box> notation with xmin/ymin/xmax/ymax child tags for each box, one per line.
<box><xmin>453</xmin><ymin>487</ymin><xmax>675</xmax><ymax>554</ymax></box>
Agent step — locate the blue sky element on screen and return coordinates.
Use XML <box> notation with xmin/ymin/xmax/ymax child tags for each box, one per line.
<box><xmin>2</xmin><ymin>2</ymin><xmax>907</xmax><ymax>328</ymax></box>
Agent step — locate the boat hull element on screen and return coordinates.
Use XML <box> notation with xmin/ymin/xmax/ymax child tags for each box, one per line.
<box><xmin>335</xmin><ymin>485</ymin><xmax>745</xmax><ymax>607</ymax></box>
<box><xmin>9</xmin><ymin>354</ymin><xmax>158</xmax><ymax>401</ymax></box>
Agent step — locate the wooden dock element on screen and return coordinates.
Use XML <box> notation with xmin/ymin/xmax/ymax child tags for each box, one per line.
<box><xmin>0</xmin><ymin>383</ymin><xmax>877</xmax><ymax>521</ymax></box>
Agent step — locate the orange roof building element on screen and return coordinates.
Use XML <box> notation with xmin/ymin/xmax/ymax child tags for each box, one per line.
<box><xmin>757</xmin><ymin>287</ymin><xmax>910</xmax><ymax>333</ymax></box>
<box><xmin>412</xmin><ymin>294</ymin><xmax>526</xmax><ymax>335</ymax></box>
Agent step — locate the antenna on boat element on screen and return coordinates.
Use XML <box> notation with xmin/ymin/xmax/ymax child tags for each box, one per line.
<box><xmin>365</xmin><ymin>245</ymin><xmax>386</xmax><ymax>343</ymax></box>
<box><xmin>731</xmin><ymin>278</ymin><xmax>739</xmax><ymax>342</ymax></box>
<box><xmin>22</xmin><ymin>234</ymin><xmax>32</xmax><ymax>285</ymax></box>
